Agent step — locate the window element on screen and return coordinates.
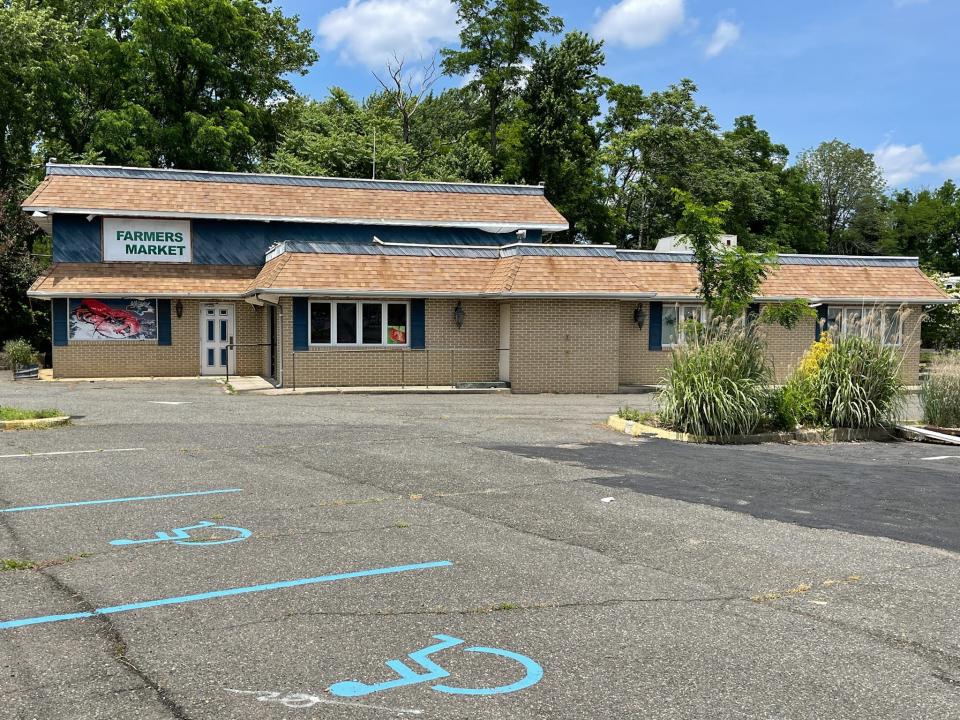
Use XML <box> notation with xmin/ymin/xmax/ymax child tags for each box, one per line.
<box><xmin>309</xmin><ymin>301</ymin><xmax>409</xmax><ymax>347</ymax></box>
<box><xmin>824</xmin><ymin>306</ymin><xmax>903</xmax><ymax>346</ymax></box>
<box><xmin>661</xmin><ymin>304</ymin><xmax>705</xmax><ymax>347</ymax></box>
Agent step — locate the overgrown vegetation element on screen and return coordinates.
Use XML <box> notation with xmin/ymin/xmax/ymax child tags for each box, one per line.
<box><xmin>657</xmin><ymin>320</ymin><xmax>771</xmax><ymax>440</ymax></box>
<box><xmin>616</xmin><ymin>406</ymin><xmax>655</xmax><ymax>423</ymax></box>
<box><xmin>921</xmin><ymin>354</ymin><xmax>960</xmax><ymax>428</ymax></box>
<box><xmin>0</xmin><ymin>407</ymin><xmax>62</xmax><ymax>421</ymax></box>
<box><xmin>813</xmin><ymin>336</ymin><xmax>904</xmax><ymax>428</ymax></box>
<box><xmin>3</xmin><ymin>338</ymin><xmax>38</xmax><ymax>368</ymax></box>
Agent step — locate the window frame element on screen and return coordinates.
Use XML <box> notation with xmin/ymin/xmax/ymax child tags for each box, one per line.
<box><xmin>826</xmin><ymin>305</ymin><xmax>903</xmax><ymax>347</ymax></box>
<box><xmin>661</xmin><ymin>303</ymin><xmax>706</xmax><ymax>348</ymax></box>
<box><xmin>308</xmin><ymin>299</ymin><xmax>410</xmax><ymax>348</ymax></box>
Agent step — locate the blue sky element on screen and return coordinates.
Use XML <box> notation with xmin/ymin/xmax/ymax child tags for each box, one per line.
<box><xmin>274</xmin><ymin>0</ymin><xmax>959</xmax><ymax>189</ymax></box>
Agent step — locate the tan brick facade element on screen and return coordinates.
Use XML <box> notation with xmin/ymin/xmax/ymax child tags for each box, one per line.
<box><xmin>509</xmin><ymin>300</ymin><xmax>620</xmax><ymax>393</ymax></box>
<box><xmin>279</xmin><ymin>298</ymin><xmax>500</xmax><ymax>389</ymax></box>
<box><xmin>52</xmin><ymin>299</ymin><xmax>262</xmax><ymax>378</ymax></box>
<box><xmin>51</xmin><ymin>296</ymin><xmax>924</xmax><ymax>390</ymax></box>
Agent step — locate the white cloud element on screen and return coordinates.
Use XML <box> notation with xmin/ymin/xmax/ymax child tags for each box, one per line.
<box><xmin>705</xmin><ymin>20</ymin><xmax>741</xmax><ymax>58</ymax></box>
<box><xmin>592</xmin><ymin>0</ymin><xmax>685</xmax><ymax>49</ymax></box>
<box><xmin>873</xmin><ymin>141</ymin><xmax>960</xmax><ymax>187</ymax></box>
<box><xmin>318</xmin><ymin>0</ymin><xmax>459</xmax><ymax>69</ymax></box>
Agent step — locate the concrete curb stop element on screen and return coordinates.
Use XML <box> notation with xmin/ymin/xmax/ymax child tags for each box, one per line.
<box><xmin>0</xmin><ymin>416</ymin><xmax>71</xmax><ymax>431</ymax></box>
<box><xmin>606</xmin><ymin>415</ymin><xmax>896</xmax><ymax>445</ymax></box>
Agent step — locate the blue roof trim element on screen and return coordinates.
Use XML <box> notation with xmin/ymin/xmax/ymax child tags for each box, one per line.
<box><xmin>616</xmin><ymin>251</ymin><xmax>919</xmax><ymax>268</ymax></box>
<box><xmin>272</xmin><ymin>242</ymin><xmax>920</xmax><ymax>268</ymax></box>
<box><xmin>45</xmin><ymin>163</ymin><xmax>545</xmax><ymax>196</ymax></box>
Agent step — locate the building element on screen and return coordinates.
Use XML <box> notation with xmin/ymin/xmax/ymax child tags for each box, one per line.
<box><xmin>25</xmin><ymin>164</ymin><xmax>952</xmax><ymax>392</ymax></box>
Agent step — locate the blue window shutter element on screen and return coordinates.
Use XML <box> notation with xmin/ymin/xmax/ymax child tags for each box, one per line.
<box><xmin>52</xmin><ymin>299</ymin><xmax>68</xmax><ymax>346</ymax></box>
<box><xmin>410</xmin><ymin>299</ymin><xmax>425</xmax><ymax>349</ymax></box>
<box><xmin>816</xmin><ymin>304</ymin><xmax>829</xmax><ymax>341</ymax></box>
<box><xmin>293</xmin><ymin>297</ymin><xmax>308</xmax><ymax>351</ymax></box>
<box><xmin>157</xmin><ymin>300</ymin><xmax>172</xmax><ymax>346</ymax></box>
<box><xmin>648</xmin><ymin>302</ymin><xmax>663</xmax><ymax>351</ymax></box>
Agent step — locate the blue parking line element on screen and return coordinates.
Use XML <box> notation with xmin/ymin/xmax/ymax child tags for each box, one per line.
<box><xmin>0</xmin><ymin>560</ymin><xmax>453</xmax><ymax>630</ymax></box>
<box><xmin>0</xmin><ymin>488</ymin><xmax>242</xmax><ymax>514</ymax></box>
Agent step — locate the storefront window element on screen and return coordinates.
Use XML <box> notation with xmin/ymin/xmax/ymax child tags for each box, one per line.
<box><xmin>310</xmin><ymin>303</ymin><xmax>331</xmax><ymax>344</ymax></box>
<box><xmin>661</xmin><ymin>304</ymin><xmax>704</xmax><ymax>347</ymax></box>
<box><xmin>309</xmin><ymin>300</ymin><xmax>409</xmax><ymax>347</ymax></box>
<box><xmin>825</xmin><ymin>306</ymin><xmax>903</xmax><ymax>347</ymax></box>
<box><xmin>336</xmin><ymin>303</ymin><xmax>357</xmax><ymax>344</ymax></box>
<box><xmin>362</xmin><ymin>303</ymin><xmax>383</xmax><ymax>344</ymax></box>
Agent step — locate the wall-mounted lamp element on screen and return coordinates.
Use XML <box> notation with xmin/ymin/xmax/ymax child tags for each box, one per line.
<box><xmin>454</xmin><ymin>300</ymin><xmax>465</xmax><ymax>329</ymax></box>
<box><xmin>175</xmin><ymin>299</ymin><xmax>184</xmax><ymax>318</ymax></box>
<box><xmin>632</xmin><ymin>304</ymin><xmax>645</xmax><ymax>330</ymax></box>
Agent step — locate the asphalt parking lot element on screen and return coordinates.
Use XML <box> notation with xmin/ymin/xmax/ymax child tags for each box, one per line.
<box><xmin>0</xmin><ymin>379</ymin><xmax>958</xmax><ymax>719</ymax></box>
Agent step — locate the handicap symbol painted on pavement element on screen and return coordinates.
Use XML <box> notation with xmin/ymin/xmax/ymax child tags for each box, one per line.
<box><xmin>109</xmin><ymin>521</ymin><xmax>251</xmax><ymax>547</ymax></box>
<box><xmin>327</xmin><ymin>634</ymin><xmax>543</xmax><ymax>698</ymax></box>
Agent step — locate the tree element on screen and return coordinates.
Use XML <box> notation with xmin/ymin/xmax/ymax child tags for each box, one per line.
<box><xmin>601</xmin><ymin>80</ymin><xmax>722</xmax><ymax>247</ymax></box>
<box><xmin>441</xmin><ymin>0</ymin><xmax>562</xmax><ymax>163</ymax></box>
<box><xmin>513</xmin><ymin>31</ymin><xmax>610</xmax><ymax>242</ymax></box>
<box><xmin>0</xmin><ymin>189</ymin><xmax>49</xmax><ymax>349</ymax></box>
<box><xmin>373</xmin><ymin>54</ymin><xmax>440</xmax><ymax>145</ymax></box>
<box><xmin>796</xmin><ymin>140</ymin><xmax>886</xmax><ymax>254</ymax></box>
<box><xmin>883</xmin><ymin>181</ymin><xmax>960</xmax><ymax>274</ymax></box>
<box><xmin>265</xmin><ymin>91</ymin><xmax>413</xmax><ymax>180</ymax></box>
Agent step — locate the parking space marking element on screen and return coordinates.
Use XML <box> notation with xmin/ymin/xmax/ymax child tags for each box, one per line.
<box><xmin>923</xmin><ymin>456</ymin><xmax>960</xmax><ymax>461</ymax></box>
<box><xmin>0</xmin><ymin>448</ymin><xmax>146</xmax><ymax>459</ymax></box>
<box><xmin>0</xmin><ymin>560</ymin><xmax>452</xmax><ymax>630</ymax></box>
<box><xmin>0</xmin><ymin>488</ymin><xmax>241</xmax><ymax>514</ymax></box>
<box><xmin>225</xmin><ymin>689</ymin><xmax>423</xmax><ymax>715</ymax></box>
<box><xmin>109</xmin><ymin>521</ymin><xmax>251</xmax><ymax>546</ymax></box>
<box><xmin>149</xmin><ymin>401</ymin><xmax>193</xmax><ymax>405</ymax></box>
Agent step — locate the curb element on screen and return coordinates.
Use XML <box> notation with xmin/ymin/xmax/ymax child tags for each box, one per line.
<box><xmin>1</xmin><ymin>416</ymin><xmax>71</xmax><ymax>431</ymax></box>
<box><xmin>606</xmin><ymin>415</ymin><xmax>896</xmax><ymax>444</ymax></box>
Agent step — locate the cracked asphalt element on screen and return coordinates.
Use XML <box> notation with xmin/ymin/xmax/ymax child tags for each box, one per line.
<box><xmin>0</xmin><ymin>378</ymin><xmax>958</xmax><ymax>719</ymax></box>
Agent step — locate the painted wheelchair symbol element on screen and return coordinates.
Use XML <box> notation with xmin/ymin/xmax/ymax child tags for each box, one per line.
<box><xmin>109</xmin><ymin>521</ymin><xmax>251</xmax><ymax>547</ymax></box>
<box><xmin>328</xmin><ymin>634</ymin><xmax>543</xmax><ymax>697</ymax></box>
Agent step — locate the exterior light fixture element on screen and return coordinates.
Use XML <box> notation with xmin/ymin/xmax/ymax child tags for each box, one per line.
<box><xmin>633</xmin><ymin>304</ymin><xmax>645</xmax><ymax>330</ymax></box>
<box><xmin>175</xmin><ymin>299</ymin><xmax>184</xmax><ymax>318</ymax></box>
<box><xmin>454</xmin><ymin>300</ymin><xmax>465</xmax><ymax>328</ymax></box>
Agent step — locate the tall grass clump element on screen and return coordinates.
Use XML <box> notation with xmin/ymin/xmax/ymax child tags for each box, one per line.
<box><xmin>814</xmin><ymin>335</ymin><xmax>904</xmax><ymax>428</ymax></box>
<box><xmin>921</xmin><ymin>353</ymin><xmax>960</xmax><ymax>428</ymax></box>
<box><xmin>658</xmin><ymin>320</ymin><xmax>771</xmax><ymax>440</ymax></box>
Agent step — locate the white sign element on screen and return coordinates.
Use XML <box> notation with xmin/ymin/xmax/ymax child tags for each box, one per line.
<box><xmin>103</xmin><ymin>218</ymin><xmax>191</xmax><ymax>262</ymax></box>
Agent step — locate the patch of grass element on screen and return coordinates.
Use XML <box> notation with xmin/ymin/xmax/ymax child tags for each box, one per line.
<box><xmin>0</xmin><ymin>407</ymin><xmax>62</xmax><ymax>421</ymax></box>
<box><xmin>394</xmin><ymin>521</ymin><xmax>410</xmax><ymax>529</ymax></box>
<box><xmin>493</xmin><ymin>602</ymin><xmax>518</xmax><ymax>611</ymax></box>
<box><xmin>616</xmin><ymin>406</ymin><xmax>655</xmax><ymax>423</ymax></box>
<box><xmin>1</xmin><ymin>558</ymin><xmax>36</xmax><ymax>571</ymax></box>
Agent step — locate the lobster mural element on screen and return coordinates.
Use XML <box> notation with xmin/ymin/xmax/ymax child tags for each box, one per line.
<box><xmin>74</xmin><ymin>298</ymin><xmax>143</xmax><ymax>339</ymax></box>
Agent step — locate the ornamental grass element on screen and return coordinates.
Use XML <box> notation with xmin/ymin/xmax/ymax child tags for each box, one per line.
<box><xmin>921</xmin><ymin>353</ymin><xmax>960</xmax><ymax>428</ymax></box>
<box><xmin>657</xmin><ymin>319</ymin><xmax>771</xmax><ymax>440</ymax></box>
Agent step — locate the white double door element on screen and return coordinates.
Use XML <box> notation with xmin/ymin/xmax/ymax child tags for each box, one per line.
<box><xmin>200</xmin><ymin>303</ymin><xmax>235</xmax><ymax>375</ymax></box>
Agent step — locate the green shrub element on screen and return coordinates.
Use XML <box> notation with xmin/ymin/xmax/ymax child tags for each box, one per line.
<box><xmin>814</xmin><ymin>336</ymin><xmax>904</xmax><ymax>428</ymax></box>
<box><xmin>921</xmin><ymin>354</ymin><xmax>960</xmax><ymax>428</ymax></box>
<box><xmin>0</xmin><ymin>407</ymin><xmax>62</xmax><ymax>421</ymax></box>
<box><xmin>3</xmin><ymin>339</ymin><xmax>37</xmax><ymax>368</ymax></box>
<box><xmin>617</xmin><ymin>405</ymin><xmax>654</xmax><ymax>423</ymax></box>
<box><xmin>657</xmin><ymin>320</ymin><xmax>771</xmax><ymax>440</ymax></box>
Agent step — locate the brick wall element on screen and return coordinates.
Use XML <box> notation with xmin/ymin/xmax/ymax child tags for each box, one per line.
<box><xmin>280</xmin><ymin>298</ymin><xmax>500</xmax><ymax>388</ymax></box>
<box><xmin>509</xmin><ymin>300</ymin><xmax>619</xmax><ymax>393</ymax></box>
<box><xmin>617</xmin><ymin>302</ymin><xmax>922</xmax><ymax>387</ymax></box>
<box><xmin>52</xmin><ymin>299</ymin><xmax>262</xmax><ymax>378</ymax></box>
<box><xmin>618</xmin><ymin>302</ymin><xmax>673</xmax><ymax>386</ymax></box>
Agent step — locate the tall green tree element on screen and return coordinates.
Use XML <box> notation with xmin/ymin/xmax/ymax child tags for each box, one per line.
<box><xmin>601</xmin><ymin>79</ymin><xmax>721</xmax><ymax>247</ymax></box>
<box><xmin>883</xmin><ymin>181</ymin><xmax>960</xmax><ymax>274</ymax></box>
<box><xmin>441</xmin><ymin>0</ymin><xmax>562</xmax><ymax>164</ymax></box>
<box><xmin>796</xmin><ymin>139</ymin><xmax>886</xmax><ymax>254</ymax></box>
<box><xmin>512</xmin><ymin>31</ymin><xmax>610</xmax><ymax>242</ymax></box>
